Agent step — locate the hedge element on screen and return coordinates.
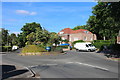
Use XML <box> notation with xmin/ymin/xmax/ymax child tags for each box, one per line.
<box><xmin>22</xmin><ymin>45</ymin><xmax>46</xmax><ymax>53</ymax></box>
<box><xmin>92</xmin><ymin>43</ymin><xmax>111</xmax><ymax>51</ymax></box>
<box><xmin>109</xmin><ymin>44</ymin><xmax>120</xmax><ymax>51</ymax></box>
<box><xmin>51</xmin><ymin>46</ymin><xmax>63</xmax><ymax>53</ymax></box>
<box><xmin>93</xmin><ymin>40</ymin><xmax>114</xmax><ymax>44</ymax></box>
<box><xmin>0</xmin><ymin>46</ymin><xmax>12</xmax><ymax>52</ymax></box>
<box><xmin>92</xmin><ymin>40</ymin><xmax>114</xmax><ymax>51</ymax></box>
<box><xmin>72</xmin><ymin>40</ymin><xmax>84</xmax><ymax>46</ymax></box>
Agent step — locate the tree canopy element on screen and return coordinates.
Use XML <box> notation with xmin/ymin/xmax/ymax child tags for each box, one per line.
<box><xmin>0</xmin><ymin>28</ymin><xmax>9</xmax><ymax>46</ymax></box>
<box><xmin>87</xmin><ymin>2</ymin><xmax>120</xmax><ymax>40</ymax></box>
<box><xmin>72</xmin><ymin>25</ymin><xmax>88</xmax><ymax>30</ymax></box>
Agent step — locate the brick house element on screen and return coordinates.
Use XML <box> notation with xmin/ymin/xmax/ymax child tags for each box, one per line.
<box><xmin>58</xmin><ymin>28</ymin><xmax>97</xmax><ymax>44</ymax></box>
<box><xmin>117</xmin><ymin>30</ymin><xmax>120</xmax><ymax>44</ymax></box>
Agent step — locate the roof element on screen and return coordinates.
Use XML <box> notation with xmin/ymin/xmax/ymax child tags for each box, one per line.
<box><xmin>58</xmin><ymin>28</ymin><xmax>92</xmax><ymax>34</ymax></box>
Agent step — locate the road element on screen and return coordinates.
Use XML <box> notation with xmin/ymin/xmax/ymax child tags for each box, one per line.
<box><xmin>2</xmin><ymin>50</ymin><xmax>119</xmax><ymax>78</ymax></box>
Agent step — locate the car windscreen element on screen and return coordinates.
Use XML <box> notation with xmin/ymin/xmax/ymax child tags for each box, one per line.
<box><xmin>88</xmin><ymin>44</ymin><xmax>94</xmax><ymax>47</ymax></box>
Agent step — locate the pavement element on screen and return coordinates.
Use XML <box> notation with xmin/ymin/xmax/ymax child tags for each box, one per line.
<box><xmin>1</xmin><ymin>62</ymin><xmax>38</xmax><ymax>80</ymax></box>
<box><xmin>1</xmin><ymin>50</ymin><xmax>119</xmax><ymax>78</ymax></box>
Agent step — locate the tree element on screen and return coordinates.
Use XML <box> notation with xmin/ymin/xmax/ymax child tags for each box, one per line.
<box><xmin>48</xmin><ymin>32</ymin><xmax>61</xmax><ymax>46</ymax></box>
<box><xmin>18</xmin><ymin>22</ymin><xmax>42</xmax><ymax>47</ymax></box>
<box><xmin>0</xmin><ymin>28</ymin><xmax>9</xmax><ymax>46</ymax></box>
<box><xmin>35</xmin><ymin>27</ymin><xmax>50</xmax><ymax>45</ymax></box>
<box><xmin>26</xmin><ymin>32</ymin><xmax>36</xmax><ymax>45</ymax></box>
<box><xmin>21</xmin><ymin>22</ymin><xmax>42</xmax><ymax>36</ymax></box>
<box><xmin>17</xmin><ymin>33</ymin><xmax>26</xmax><ymax>47</ymax></box>
<box><xmin>87</xmin><ymin>2</ymin><xmax>120</xmax><ymax>40</ymax></box>
<box><xmin>10</xmin><ymin>33</ymin><xmax>18</xmax><ymax>46</ymax></box>
<box><xmin>72</xmin><ymin>25</ymin><xmax>88</xmax><ymax>30</ymax></box>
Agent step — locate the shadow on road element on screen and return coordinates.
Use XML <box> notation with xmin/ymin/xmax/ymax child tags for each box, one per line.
<box><xmin>1</xmin><ymin>64</ymin><xmax>28</xmax><ymax>79</ymax></box>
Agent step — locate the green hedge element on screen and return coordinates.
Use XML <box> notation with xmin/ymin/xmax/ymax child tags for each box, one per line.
<box><xmin>22</xmin><ymin>45</ymin><xmax>46</xmax><ymax>53</ymax></box>
<box><xmin>92</xmin><ymin>40</ymin><xmax>112</xmax><ymax>51</ymax></box>
<box><xmin>0</xmin><ymin>46</ymin><xmax>12</xmax><ymax>52</ymax></box>
<box><xmin>59</xmin><ymin>45</ymin><xmax>68</xmax><ymax>48</ymax></box>
<box><xmin>93</xmin><ymin>40</ymin><xmax>114</xmax><ymax>43</ymax></box>
<box><xmin>93</xmin><ymin>43</ymin><xmax>111</xmax><ymax>50</ymax></box>
<box><xmin>51</xmin><ymin>46</ymin><xmax>63</xmax><ymax>53</ymax></box>
<box><xmin>72</xmin><ymin>40</ymin><xmax>84</xmax><ymax>46</ymax></box>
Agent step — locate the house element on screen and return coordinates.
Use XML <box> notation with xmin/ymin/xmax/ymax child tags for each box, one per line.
<box><xmin>117</xmin><ymin>30</ymin><xmax>120</xmax><ymax>44</ymax></box>
<box><xmin>58</xmin><ymin>28</ymin><xmax>97</xmax><ymax>44</ymax></box>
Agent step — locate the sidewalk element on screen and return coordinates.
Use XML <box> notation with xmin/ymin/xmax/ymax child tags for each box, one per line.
<box><xmin>1</xmin><ymin>63</ymin><xmax>40</xmax><ymax>80</ymax></box>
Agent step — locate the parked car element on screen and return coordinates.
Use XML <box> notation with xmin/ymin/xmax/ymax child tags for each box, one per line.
<box><xmin>12</xmin><ymin>46</ymin><xmax>19</xmax><ymax>51</ymax></box>
<box><xmin>74</xmin><ymin>42</ymin><xmax>96</xmax><ymax>52</ymax></box>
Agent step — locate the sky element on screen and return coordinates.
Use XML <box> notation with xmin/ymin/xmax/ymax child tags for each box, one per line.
<box><xmin>2</xmin><ymin>2</ymin><xmax>97</xmax><ymax>34</ymax></box>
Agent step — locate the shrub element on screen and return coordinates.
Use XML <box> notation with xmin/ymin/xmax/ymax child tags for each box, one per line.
<box><xmin>51</xmin><ymin>46</ymin><xmax>63</xmax><ymax>53</ymax></box>
<box><xmin>59</xmin><ymin>45</ymin><xmax>68</xmax><ymax>48</ymax></box>
<box><xmin>0</xmin><ymin>46</ymin><xmax>12</xmax><ymax>52</ymax></box>
<box><xmin>22</xmin><ymin>45</ymin><xmax>46</xmax><ymax>53</ymax></box>
<box><xmin>93</xmin><ymin>40</ymin><xmax>114</xmax><ymax>43</ymax></box>
<box><xmin>93</xmin><ymin>43</ymin><xmax>111</xmax><ymax>51</ymax></box>
<box><xmin>92</xmin><ymin>40</ymin><xmax>112</xmax><ymax>51</ymax></box>
<box><xmin>109</xmin><ymin>44</ymin><xmax>120</xmax><ymax>51</ymax></box>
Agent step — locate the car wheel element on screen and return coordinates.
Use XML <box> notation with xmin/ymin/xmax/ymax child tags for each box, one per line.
<box><xmin>88</xmin><ymin>49</ymin><xmax>91</xmax><ymax>52</ymax></box>
<box><xmin>76</xmin><ymin>49</ymin><xmax>79</xmax><ymax>52</ymax></box>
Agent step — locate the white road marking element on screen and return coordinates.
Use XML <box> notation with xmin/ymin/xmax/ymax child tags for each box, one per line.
<box><xmin>28</xmin><ymin>64</ymin><xmax>58</xmax><ymax>68</ymax></box>
<box><xmin>43</xmin><ymin>64</ymin><xmax>58</xmax><ymax>66</ymax></box>
<box><xmin>24</xmin><ymin>67</ymin><xmax>35</xmax><ymax>77</ymax></box>
<box><xmin>67</xmin><ymin>61</ymin><xmax>109</xmax><ymax>71</ymax></box>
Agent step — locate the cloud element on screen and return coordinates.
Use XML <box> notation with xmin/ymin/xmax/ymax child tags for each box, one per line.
<box><xmin>16</xmin><ymin>10</ymin><xmax>37</xmax><ymax>15</ymax></box>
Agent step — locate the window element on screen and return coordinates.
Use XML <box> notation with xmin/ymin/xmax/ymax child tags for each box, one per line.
<box><xmin>84</xmin><ymin>31</ymin><xmax>89</xmax><ymax>33</ymax></box>
<box><xmin>84</xmin><ymin>37</ymin><xmax>87</xmax><ymax>40</ymax></box>
<box><xmin>59</xmin><ymin>32</ymin><xmax>64</xmax><ymax>34</ymax></box>
<box><xmin>74</xmin><ymin>37</ymin><xmax>78</xmax><ymax>41</ymax></box>
<box><xmin>62</xmin><ymin>37</ymin><xmax>65</xmax><ymax>40</ymax></box>
<box><xmin>90</xmin><ymin>37</ymin><xmax>93</xmax><ymax>41</ymax></box>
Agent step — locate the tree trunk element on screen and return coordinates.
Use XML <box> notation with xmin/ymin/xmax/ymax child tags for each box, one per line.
<box><xmin>103</xmin><ymin>36</ymin><xmax>106</xmax><ymax>40</ymax></box>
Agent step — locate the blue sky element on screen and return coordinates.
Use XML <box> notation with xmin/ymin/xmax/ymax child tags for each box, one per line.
<box><xmin>2</xmin><ymin>2</ymin><xmax>97</xmax><ymax>34</ymax></box>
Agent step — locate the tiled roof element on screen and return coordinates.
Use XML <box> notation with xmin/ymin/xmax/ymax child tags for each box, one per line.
<box><xmin>58</xmin><ymin>28</ymin><xmax>92</xmax><ymax>34</ymax></box>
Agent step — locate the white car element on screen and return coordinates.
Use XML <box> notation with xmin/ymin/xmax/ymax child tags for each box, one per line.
<box><xmin>74</xmin><ymin>42</ymin><xmax>96</xmax><ymax>52</ymax></box>
<box><xmin>12</xmin><ymin>46</ymin><xmax>19</xmax><ymax>50</ymax></box>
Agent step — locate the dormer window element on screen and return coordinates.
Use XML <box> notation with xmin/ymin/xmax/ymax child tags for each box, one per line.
<box><xmin>59</xmin><ymin>32</ymin><xmax>64</xmax><ymax>34</ymax></box>
<box><xmin>84</xmin><ymin>31</ymin><xmax>89</xmax><ymax>33</ymax></box>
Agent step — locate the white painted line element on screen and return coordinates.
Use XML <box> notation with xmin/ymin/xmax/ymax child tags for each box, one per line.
<box><xmin>66</xmin><ymin>61</ymin><xmax>109</xmax><ymax>71</ymax></box>
<box><xmin>67</xmin><ymin>62</ymin><xmax>74</xmax><ymax>64</ymax></box>
<box><xmin>24</xmin><ymin>67</ymin><xmax>35</xmax><ymax>77</ymax></box>
<box><xmin>43</xmin><ymin>64</ymin><xmax>58</xmax><ymax>66</ymax></box>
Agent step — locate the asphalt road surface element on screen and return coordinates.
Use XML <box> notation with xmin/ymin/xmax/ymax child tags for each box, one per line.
<box><xmin>2</xmin><ymin>50</ymin><xmax>119</xmax><ymax>78</ymax></box>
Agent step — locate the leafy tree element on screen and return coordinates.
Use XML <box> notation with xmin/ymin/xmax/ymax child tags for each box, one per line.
<box><xmin>21</xmin><ymin>22</ymin><xmax>42</xmax><ymax>36</ymax></box>
<box><xmin>0</xmin><ymin>28</ymin><xmax>9</xmax><ymax>46</ymax></box>
<box><xmin>87</xmin><ymin>2</ymin><xmax>120</xmax><ymax>40</ymax></box>
<box><xmin>36</xmin><ymin>27</ymin><xmax>50</xmax><ymax>45</ymax></box>
<box><xmin>18</xmin><ymin>22</ymin><xmax>42</xmax><ymax>47</ymax></box>
<box><xmin>72</xmin><ymin>25</ymin><xmax>88</xmax><ymax>30</ymax></box>
<box><xmin>48</xmin><ymin>32</ymin><xmax>61</xmax><ymax>46</ymax></box>
<box><xmin>62</xmin><ymin>39</ymin><xmax>69</xmax><ymax>43</ymax></box>
<box><xmin>17</xmin><ymin>33</ymin><xmax>26</xmax><ymax>47</ymax></box>
<box><xmin>10</xmin><ymin>33</ymin><xmax>18</xmax><ymax>46</ymax></box>
<box><xmin>26</xmin><ymin>32</ymin><xmax>36</xmax><ymax>45</ymax></box>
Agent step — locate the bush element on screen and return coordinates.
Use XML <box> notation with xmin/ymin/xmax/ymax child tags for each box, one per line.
<box><xmin>51</xmin><ymin>46</ymin><xmax>63</xmax><ymax>53</ymax></box>
<box><xmin>0</xmin><ymin>46</ymin><xmax>12</xmax><ymax>52</ymax></box>
<box><xmin>59</xmin><ymin>45</ymin><xmax>68</xmax><ymax>48</ymax></box>
<box><xmin>109</xmin><ymin>44</ymin><xmax>120</xmax><ymax>51</ymax></box>
<box><xmin>92</xmin><ymin>40</ymin><xmax>112</xmax><ymax>51</ymax></box>
<box><xmin>93</xmin><ymin>40</ymin><xmax>114</xmax><ymax>44</ymax></box>
<box><xmin>72</xmin><ymin>40</ymin><xmax>84</xmax><ymax>45</ymax></box>
<box><xmin>22</xmin><ymin>45</ymin><xmax>46</xmax><ymax>53</ymax></box>
<box><xmin>72</xmin><ymin>40</ymin><xmax>84</xmax><ymax>48</ymax></box>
